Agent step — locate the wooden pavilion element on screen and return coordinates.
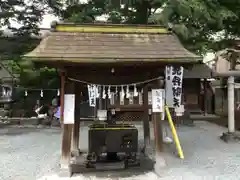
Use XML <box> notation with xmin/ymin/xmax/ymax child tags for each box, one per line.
<box><xmin>24</xmin><ymin>22</ymin><xmax>201</xmax><ymax>173</ymax></box>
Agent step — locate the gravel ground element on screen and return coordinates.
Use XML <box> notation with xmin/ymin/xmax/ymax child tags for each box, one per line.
<box><xmin>0</xmin><ymin>126</ymin><xmax>62</xmax><ymax>180</ymax></box>
<box><xmin>1</xmin><ymin>121</ymin><xmax>240</xmax><ymax>180</ymax></box>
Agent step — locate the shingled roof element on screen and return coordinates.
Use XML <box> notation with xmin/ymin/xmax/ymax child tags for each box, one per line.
<box><xmin>24</xmin><ymin>23</ymin><xmax>201</xmax><ymax>64</ymax></box>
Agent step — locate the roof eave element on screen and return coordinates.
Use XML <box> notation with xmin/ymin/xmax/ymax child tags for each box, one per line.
<box><xmin>24</xmin><ymin>56</ymin><xmax>202</xmax><ymax>66</ymax></box>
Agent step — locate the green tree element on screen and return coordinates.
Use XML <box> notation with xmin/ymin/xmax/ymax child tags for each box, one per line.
<box><xmin>57</xmin><ymin>0</ymin><xmax>240</xmax><ymax>53</ymax></box>
<box><xmin>149</xmin><ymin>0</ymin><xmax>240</xmax><ymax>53</ymax></box>
<box><xmin>0</xmin><ymin>0</ymin><xmax>62</xmax><ymax>90</ymax></box>
<box><xmin>0</xmin><ymin>0</ymin><xmax>62</xmax><ymax>35</ymax></box>
<box><xmin>3</xmin><ymin>0</ymin><xmax>240</xmax><ymax>91</ymax></box>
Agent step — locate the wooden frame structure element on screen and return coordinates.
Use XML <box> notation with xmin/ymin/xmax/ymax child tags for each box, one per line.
<box><xmin>24</xmin><ymin>22</ymin><xmax>201</xmax><ymax>172</ymax></box>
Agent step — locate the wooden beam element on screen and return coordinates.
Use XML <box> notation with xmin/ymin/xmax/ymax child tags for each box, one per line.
<box><xmin>143</xmin><ymin>85</ymin><xmax>150</xmax><ymax>147</ymax></box>
<box><xmin>203</xmin><ymin>79</ymin><xmax>208</xmax><ymax>115</ymax></box>
<box><xmin>71</xmin><ymin>83</ymin><xmax>81</xmax><ymax>156</ymax></box>
<box><xmin>152</xmin><ymin>113</ymin><xmax>163</xmax><ymax>152</ymax></box>
<box><xmin>152</xmin><ymin>80</ymin><xmax>163</xmax><ymax>152</ymax></box>
<box><xmin>60</xmin><ymin>79</ymin><xmax>75</xmax><ymax>169</ymax></box>
<box><xmin>60</xmin><ymin>72</ymin><xmax>65</xmax><ymax>123</ymax></box>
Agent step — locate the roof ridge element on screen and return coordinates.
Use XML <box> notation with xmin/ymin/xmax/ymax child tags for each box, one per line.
<box><xmin>51</xmin><ymin>21</ymin><xmax>167</xmax><ymax>28</ymax></box>
<box><xmin>50</xmin><ymin>21</ymin><xmax>171</xmax><ymax>34</ymax></box>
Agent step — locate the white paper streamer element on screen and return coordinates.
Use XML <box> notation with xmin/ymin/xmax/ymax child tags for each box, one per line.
<box><xmin>107</xmin><ymin>86</ymin><xmax>111</xmax><ymax>99</ymax></box>
<box><xmin>40</xmin><ymin>90</ymin><xmax>43</xmax><ymax>97</ymax></box>
<box><xmin>121</xmin><ymin>85</ymin><xmax>125</xmax><ymax>99</ymax></box>
<box><xmin>88</xmin><ymin>85</ymin><xmax>96</xmax><ymax>107</ymax></box>
<box><xmin>115</xmin><ymin>86</ymin><xmax>118</xmax><ymax>96</ymax></box>
<box><xmin>102</xmin><ymin>86</ymin><xmax>106</xmax><ymax>99</ymax></box>
<box><xmin>126</xmin><ymin>85</ymin><xmax>130</xmax><ymax>98</ymax></box>
<box><xmin>2</xmin><ymin>87</ymin><xmax>6</xmax><ymax>97</ymax></box>
<box><xmin>134</xmin><ymin>84</ymin><xmax>138</xmax><ymax>97</ymax></box>
<box><xmin>57</xmin><ymin>89</ymin><xmax>60</xmax><ymax>96</ymax></box>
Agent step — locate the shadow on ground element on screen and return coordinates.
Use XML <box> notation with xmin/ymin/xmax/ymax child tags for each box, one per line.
<box><xmin>68</xmin><ymin>137</ymin><xmax>155</xmax><ymax>179</ymax></box>
<box><xmin>70</xmin><ymin>154</ymin><xmax>155</xmax><ymax>179</ymax></box>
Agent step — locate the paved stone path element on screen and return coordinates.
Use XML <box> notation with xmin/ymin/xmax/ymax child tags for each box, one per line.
<box><xmin>1</xmin><ymin>121</ymin><xmax>240</xmax><ymax>180</ymax></box>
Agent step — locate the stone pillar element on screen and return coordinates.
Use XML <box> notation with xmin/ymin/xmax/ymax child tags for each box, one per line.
<box><xmin>228</xmin><ymin>76</ymin><xmax>235</xmax><ymax>133</ymax></box>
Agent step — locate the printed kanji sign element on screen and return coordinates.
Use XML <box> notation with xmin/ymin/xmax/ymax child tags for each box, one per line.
<box><xmin>165</xmin><ymin>66</ymin><xmax>184</xmax><ymax>108</ymax></box>
<box><xmin>87</xmin><ymin>84</ymin><xmax>96</xmax><ymax>107</ymax></box>
<box><xmin>152</xmin><ymin>89</ymin><xmax>164</xmax><ymax>112</ymax></box>
<box><xmin>171</xmin><ymin>66</ymin><xmax>183</xmax><ymax>107</ymax></box>
<box><xmin>64</xmin><ymin>94</ymin><xmax>75</xmax><ymax>124</ymax></box>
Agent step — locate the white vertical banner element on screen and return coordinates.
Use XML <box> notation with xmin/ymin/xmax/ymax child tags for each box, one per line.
<box><xmin>63</xmin><ymin>94</ymin><xmax>75</xmax><ymax>124</ymax></box>
<box><xmin>88</xmin><ymin>84</ymin><xmax>96</xmax><ymax>107</ymax></box>
<box><xmin>165</xmin><ymin>66</ymin><xmax>184</xmax><ymax>108</ymax></box>
<box><xmin>161</xmin><ymin>89</ymin><xmax>165</xmax><ymax>120</ymax></box>
<box><xmin>152</xmin><ymin>89</ymin><xmax>164</xmax><ymax>112</ymax></box>
<box><xmin>171</xmin><ymin>66</ymin><xmax>184</xmax><ymax>108</ymax></box>
<box><xmin>165</xmin><ymin>66</ymin><xmax>174</xmax><ymax>107</ymax></box>
<box><xmin>175</xmin><ymin>105</ymin><xmax>185</xmax><ymax>116</ymax></box>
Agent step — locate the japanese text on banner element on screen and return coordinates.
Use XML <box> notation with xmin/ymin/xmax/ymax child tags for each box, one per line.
<box><xmin>87</xmin><ymin>85</ymin><xmax>96</xmax><ymax>107</ymax></box>
<box><xmin>165</xmin><ymin>66</ymin><xmax>173</xmax><ymax>107</ymax></box>
<box><xmin>171</xmin><ymin>66</ymin><xmax>183</xmax><ymax>107</ymax></box>
<box><xmin>152</xmin><ymin>89</ymin><xmax>164</xmax><ymax>112</ymax></box>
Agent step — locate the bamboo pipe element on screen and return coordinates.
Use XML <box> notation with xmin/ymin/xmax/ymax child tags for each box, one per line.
<box><xmin>165</xmin><ymin>106</ymin><xmax>184</xmax><ymax>159</ymax></box>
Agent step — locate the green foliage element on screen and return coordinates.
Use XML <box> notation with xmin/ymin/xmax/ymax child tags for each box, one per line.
<box><xmin>149</xmin><ymin>0</ymin><xmax>239</xmax><ymax>53</ymax></box>
<box><xmin>0</xmin><ymin>0</ymin><xmax>62</xmax><ymax>36</ymax></box>
<box><xmin>0</xmin><ymin>37</ymin><xmax>40</xmax><ymax>59</ymax></box>
<box><xmin>2</xmin><ymin>0</ymin><xmax>240</xmax><ymax>91</ymax></box>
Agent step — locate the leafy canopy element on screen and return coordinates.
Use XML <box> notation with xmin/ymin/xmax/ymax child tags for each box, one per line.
<box><xmin>1</xmin><ymin>0</ymin><xmax>240</xmax><ymax>90</ymax></box>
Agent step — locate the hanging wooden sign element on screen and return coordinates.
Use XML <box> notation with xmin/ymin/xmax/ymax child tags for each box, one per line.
<box><xmin>63</xmin><ymin>94</ymin><xmax>75</xmax><ymax>124</ymax></box>
<box><xmin>87</xmin><ymin>84</ymin><xmax>96</xmax><ymax>107</ymax></box>
<box><xmin>152</xmin><ymin>89</ymin><xmax>164</xmax><ymax>112</ymax></box>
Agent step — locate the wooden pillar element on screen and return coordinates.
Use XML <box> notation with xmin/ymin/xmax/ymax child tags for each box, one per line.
<box><xmin>60</xmin><ymin>72</ymin><xmax>65</xmax><ymax>123</ymax></box>
<box><xmin>60</xmin><ymin>77</ymin><xmax>75</xmax><ymax>169</ymax></box>
<box><xmin>71</xmin><ymin>83</ymin><xmax>81</xmax><ymax>156</ymax></box>
<box><xmin>152</xmin><ymin>80</ymin><xmax>163</xmax><ymax>153</ymax></box>
<box><xmin>99</xmin><ymin>86</ymin><xmax>103</xmax><ymax>110</ymax></box>
<box><xmin>203</xmin><ymin>79</ymin><xmax>208</xmax><ymax>115</ymax></box>
<box><xmin>152</xmin><ymin>113</ymin><xmax>163</xmax><ymax>152</ymax></box>
<box><xmin>143</xmin><ymin>85</ymin><xmax>150</xmax><ymax>147</ymax></box>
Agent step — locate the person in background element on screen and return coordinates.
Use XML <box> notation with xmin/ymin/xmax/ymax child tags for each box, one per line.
<box><xmin>52</xmin><ymin>97</ymin><xmax>61</xmax><ymax>126</ymax></box>
<box><xmin>54</xmin><ymin>105</ymin><xmax>61</xmax><ymax>120</ymax></box>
